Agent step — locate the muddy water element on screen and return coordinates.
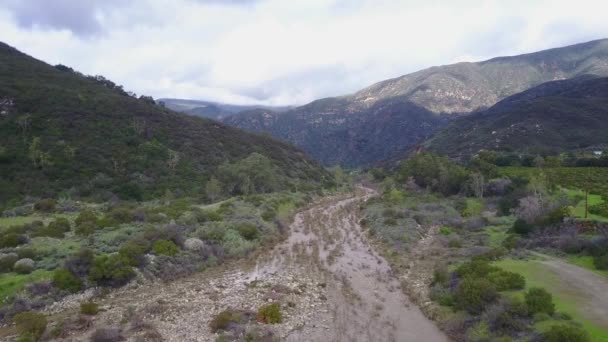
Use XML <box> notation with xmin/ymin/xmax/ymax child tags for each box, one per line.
<box><xmin>251</xmin><ymin>187</ymin><xmax>447</xmax><ymax>342</ymax></box>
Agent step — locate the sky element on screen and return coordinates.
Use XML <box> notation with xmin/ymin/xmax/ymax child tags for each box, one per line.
<box><xmin>0</xmin><ymin>0</ymin><xmax>607</xmax><ymax>106</ymax></box>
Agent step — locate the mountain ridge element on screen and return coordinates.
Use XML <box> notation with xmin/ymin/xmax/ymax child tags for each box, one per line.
<box><xmin>223</xmin><ymin>38</ymin><xmax>608</xmax><ymax>166</ymax></box>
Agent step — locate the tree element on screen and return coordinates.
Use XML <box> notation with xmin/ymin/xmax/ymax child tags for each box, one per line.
<box><xmin>514</xmin><ymin>195</ymin><xmax>543</xmax><ymax>224</ymax></box>
<box><xmin>205</xmin><ymin>177</ymin><xmax>222</xmax><ymax>202</ymax></box>
<box><xmin>28</xmin><ymin>137</ymin><xmax>51</xmax><ymax>168</ymax></box>
<box><xmin>469</xmin><ymin>172</ymin><xmax>485</xmax><ymax>198</ymax></box>
<box><xmin>166</xmin><ymin>149</ymin><xmax>180</xmax><ymax>171</ymax></box>
<box><xmin>16</xmin><ymin>114</ymin><xmax>31</xmax><ymax>142</ymax></box>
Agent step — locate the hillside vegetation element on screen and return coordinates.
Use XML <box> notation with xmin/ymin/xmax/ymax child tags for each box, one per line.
<box><xmin>0</xmin><ymin>42</ymin><xmax>331</xmax><ymax>207</ymax></box>
<box><xmin>427</xmin><ymin>76</ymin><xmax>608</xmax><ymax>158</ymax></box>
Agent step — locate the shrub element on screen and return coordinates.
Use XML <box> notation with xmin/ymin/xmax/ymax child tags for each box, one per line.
<box><xmin>75</xmin><ymin>221</ymin><xmax>96</xmax><ymax>236</ymax></box>
<box><xmin>512</xmin><ymin>219</ymin><xmax>532</xmax><ymax>235</ymax></box>
<box><xmin>257</xmin><ymin>303</ymin><xmax>282</xmax><ymax>324</ymax></box>
<box><xmin>91</xmin><ymin>327</ymin><xmax>123</xmax><ymax>342</ymax></box>
<box><xmin>594</xmin><ymin>253</ymin><xmax>608</xmax><ymax>270</ymax></box>
<box><xmin>80</xmin><ymin>302</ymin><xmax>99</xmax><ymax>315</ymax></box>
<box><xmin>209</xmin><ymin>309</ymin><xmax>242</xmax><ymax>333</ymax></box>
<box><xmin>383</xmin><ymin>218</ymin><xmax>397</xmax><ymax>226</ymax></box>
<box><xmin>432</xmin><ymin>266</ymin><xmax>449</xmax><ymax>286</ymax></box>
<box><xmin>487</xmin><ymin>270</ymin><xmax>525</xmax><ymax>291</ymax></box>
<box><xmin>525</xmin><ymin>287</ymin><xmax>555</xmax><ymax>315</ymax></box>
<box><xmin>13</xmin><ymin>311</ymin><xmax>47</xmax><ymax>339</ymax></box>
<box><xmin>454</xmin><ymin>278</ymin><xmax>498</xmax><ymax>314</ymax></box>
<box><xmin>14</xmin><ymin>258</ymin><xmax>35</xmax><ymax>274</ymax></box>
<box><xmin>89</xmin><ymin>254</ymin><xmax>135</xmax><ymax>287</ymax></box>
<box><xmin>53</xmin><ymin>268</ymin><xmax>83</xmax><ymax>293</ymax></box>
<box><xmin>501</xmin><ymin>234</ymin><xmax>519</xmax><ymax>250</ymax></box>
<box><xmin>31</xmin><ymin>218</ymin><xmax>70</xmax><ymax>238</ymax></box>
<box><xmin>456</xmin><ymin>260</ymin><xmax>497</xmax><ymax>278</ymax></box>
<box><xmin>0</xmin><ymin>253</ymin><xmax>19</xmax><ymax>272</ymax></box>
<box><xmin>48</xmin><ymin>218</ymin><xmax>71</xmax><ymax>233</ymax></box>
<box><xmin>261</xmin><ymin>209</ymin><xmax>276</xmax><ymax>222</ymax></box>
<box><xmin>152</xmin><ymin>240</ymin><xmax>179</xmax><ymax>256</ymax></box>
<box><xmin>75</xmin><ymin>210</ymin><xmax>97</xmax><ymax>227</ymax></box>
<box><xmin>106</xmin><ymin>206</ymin><xmax>134</xmax><ymax>224</ymax></box>
<box><xmin>0</xmin><ymin>233</ymin><xmax>27</xmax><ymax>248</ymax></box>
<box><xmin>542</xmin><ymin>324</ymin><xmax>590</xmax><ymax>342</ymax></box>
<box><xmin>34</xmin><ymin>199</ymin><xmax>56</xmax><ymax>212</ymax></box>
<box><xmin>119</xmin><ymin>239</ymin><xmax>150</xmax><ymax>266</ymax></box>
<box><xmin>439</xmin><ymin>226</ymin><xmax>453</xmax><ymax>235</ymax></box>
<box><xmin>184</xmin><ymin>238</ymin><xmax>205</xmax><ymax>252</ymax></box>
<box><xmin>589</xmin><ymin>202</ymin><xmax>608</xmax><ymax>217</ymax></box>
<box><xmin>16</xmin><ymin>248</ymin><xmax>37</xmax><ymax>260</ymax></box>
<box><xmin>237</xmin><ymin>223</ymin><xmax>259</xmax><ymax>241</ymax></box>
<box><xmin>64</xmin><ymin>248</ymin><xmax>94</xmax><ymax>277</ymax></box>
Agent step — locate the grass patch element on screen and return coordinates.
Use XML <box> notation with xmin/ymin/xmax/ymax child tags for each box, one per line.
<box><xmin>485</xmin><ymin>225</ymin><xmax>510</xmax><ymax>248</ymax></box>
<box><xmin>566</xmin><ymin>255</ymin><xmax>608</xmax><ymax>278</ymax></box>
<box><xmin>0</xmin><ymin>270</ymin><xmax>53</xmax><ymax>303</ymax></box>
<box><xmin>563</xmin><ymin>188</ymin><xmax>608</xmax><ymax>222</ymax></box>
<box><xmin>495</xmin><ymin>258</ymin><xmax>608</xmax><ymax>341</ymax></box>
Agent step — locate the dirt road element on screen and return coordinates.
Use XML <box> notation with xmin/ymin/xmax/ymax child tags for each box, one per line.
<box><xmin>535</xmin><ymin>253</ymin><xmax>608</xmax><ymax>330</ymax></box>
<box><xmin>38</xmin><ymin>188</ymin><xmax>445</xmax><ymax>341</ymax></box>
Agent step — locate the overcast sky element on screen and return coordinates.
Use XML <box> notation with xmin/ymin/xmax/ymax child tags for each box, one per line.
<box><xmin>1</xmin><ymin>0</ymin><xmax>607</xmax><ymax>106</ymax></box>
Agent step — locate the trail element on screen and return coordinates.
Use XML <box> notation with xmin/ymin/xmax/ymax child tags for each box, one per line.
<box><xmin>534</xmin><ymin>253</ymin><xmax>608</xmax><ymax>330</ymax></box>
<box><xmin>34</xmin><ymin>188</ymin><xmax>445</xmax><ymax>341</ymax></box>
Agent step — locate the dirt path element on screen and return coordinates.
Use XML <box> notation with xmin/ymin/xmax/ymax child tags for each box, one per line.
<box><xmin>25</xmin><ymin>188</ymin><xmax>445</xmax><ymax>341</ymax></box>
<box><xmin>534</xmin><ymin>253</ymin><xmax>608</xmax><ymax>330</ymax></box>
<box><xmin>253</xmin><ymin>186</ymin><xmax>446</xmax><ymax>341</ymax></box>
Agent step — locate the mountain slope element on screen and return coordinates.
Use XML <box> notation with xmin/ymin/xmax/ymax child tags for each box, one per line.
<box><xmin>426</xmin><ymin>76</ymin><xmax>608</xmax><ymax>157</ymax></box>
<box><xmin>224</xmin><ymin>38</ymin><xmax>608</xmax><ymax>166</ymax></box>
<box><xmin>0</xmin><ymin>42</ymin><xmax>331</xmax><ymax>204</ymax></box>
<box><xmin>159</xmin><ymin>98</ymin><xmax>292</xmax><ymax>120</ymax></box>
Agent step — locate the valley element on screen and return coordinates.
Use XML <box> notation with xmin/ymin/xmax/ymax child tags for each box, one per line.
<box><xmin>1</xmin><ymin>10</ymin><xmax>608</xmax><ymax>342</ymax></box>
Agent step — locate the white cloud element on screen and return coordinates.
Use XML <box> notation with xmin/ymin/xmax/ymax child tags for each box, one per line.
<box><xmin>1</xmin><ymin>0</ymin><xmax>607</xmax><ymax>105</ymax></box>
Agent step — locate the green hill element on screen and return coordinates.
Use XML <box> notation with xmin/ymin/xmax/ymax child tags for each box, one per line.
<box><xmin>0</xmin><ymin>42</ymin><xmax>331</xmax><ymax>205</ymax></box>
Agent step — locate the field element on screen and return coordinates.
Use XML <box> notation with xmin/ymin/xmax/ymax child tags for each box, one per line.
<box><xmin>499</xmin><ymin>167</ymin><xmax>608</xmax><ymax>196</ymax></box>
<box><xmin>562</xmin><ymin>188</ymin><xmax>608</xmax><ymax>222</ymax></box>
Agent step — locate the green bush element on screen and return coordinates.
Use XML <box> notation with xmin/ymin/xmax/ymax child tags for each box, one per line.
<box><xmin>257</xmin><ymin>303</ymin><xmax>282</xmax><ymax>324</ymax></box>
<box><xmin>53</xmin><ymin>268</ymin><xmax>83</xmax><ymax>293</ymax></box>
<box><xmin>525</xmin><ymin>287</ymin><xmax>555</xmax><ymax>315</ymax></box>
<box><xmin>456</xmin><ymin>260</ymin><xmax>497</xmax><ymax>278</ymax></box>
<box><xmin>118</xmin><ymin>239</ymin><xmax>150</xmax><ymax>266</ymax></box>
<box><xmin>152</xmin><ymin>240</ymin><xmax>179</xmax><ymax>256</ymax></box>
<box><xmin>237</xmin><ymin>223</ymin><xmax>259</xmax><ymax>241</ymax></box>
<box><xmin>105</xmin><ymin>206</ymin><xmax>134</xmax><ymax>224</ymax></box>
<box><xmin>34</xmin><ymin>198</ymin><xmax>56</xmax><ymax>212</ymax></box>
<box><xmin>261</xmin><ymin>209</ymin><xmax>276</xmax><ymax>222</ymax></box>
<box><xmin>31</xmin><ymin>218</ymin><xmax>71</xmax><ymax>238</ymax></box>
<box><xmin>0</xmin><ymin>253</ymin><xmax>18</xmax><ymax>272</ymax></box>
<box><xmin>439</xmin><ymin>226</ymin><xmax>453</xmax><ymax>235</ymax></box>
<box><xmin>14</xmin><ymin>258</ymin><xmax>35</xmax><ymax>274</ymax></box>
<box><xmin>89</xmin><ymin>254</ymin><xmax>135</xmax><ymax>287</ymax></box>
<box><xmin>487</xmin><ymin>270</ymin><xmax>525</xmax><ymax>291</ymax></box>
<box><xmin>80</xmin><ymin>302</ymin><xmax>99</xmax><ymax>315</ymax></box>
<box><xmin>0</xmin><ymin>233</ymin><xmax>27</xmax><ymax>248</ymax></box>
<box><xmin>13</xmin><ymin>311</ymin><xmax>47</xmax><ymax>339</ymax></box>
<box><xmin>542</xmin><ymin>324</ymin><xmax>590</xmax><ymax>342</ymax></box>
<box><xmin>454</xmin><ymin>278</ymin><xmax>498</xmax><ymax>314</ymax></box>
<box><xmin>589</xmin><ymin>202</ymin><xmax>608</xmax><ymax>217</ymax></box>
<box><xmin>75</xmin><ymin>221</ymin><xmax>96</xmax><ymax>236</ymax></box>
<box><xmin>209</xmin><ymin>309</ymin><xmax>242</xmax><ymax>333</ymax></box>
<box><xmin>501</xmin><ymin>234</ymin><xmax>519</xmax><ymax>250</ymax></box>
<box><xmin>512</xmin><ymin>219</ymin><xmax>532</xmax><ymax>235</ymax></box>
<box><xmin>593</xmin><ymin>253</ymin><xmax>608</xmax><ymax>270</ymax></box>
<box><xmin>15</xmin><ymin>247</ymin><xmax>38</xmax><ymax>259</ymax></box>
<box><xmin>75</xmin><ymin>210</ymin><xmax>98</xmax><ymax>227</ymax></box>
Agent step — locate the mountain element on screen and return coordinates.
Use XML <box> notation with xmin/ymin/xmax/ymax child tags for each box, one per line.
<box><xmin>159</xmin><ymin>98</ymin><xmax>292</xmax><ymax>120</ymax></box>
<box><xmin>0</xmin><ymin>42</ymin><xmax>331</xmax><ymax>204</ymax></box>
<box><xmin>426</xmin><ymin>76</ymin><xmax>608</xmax><ymax>158</ymax></box>
<box><xmin>223</xmin><ymin>38</ymin><xmax>608</xmax><ymax>167</ymax></box>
